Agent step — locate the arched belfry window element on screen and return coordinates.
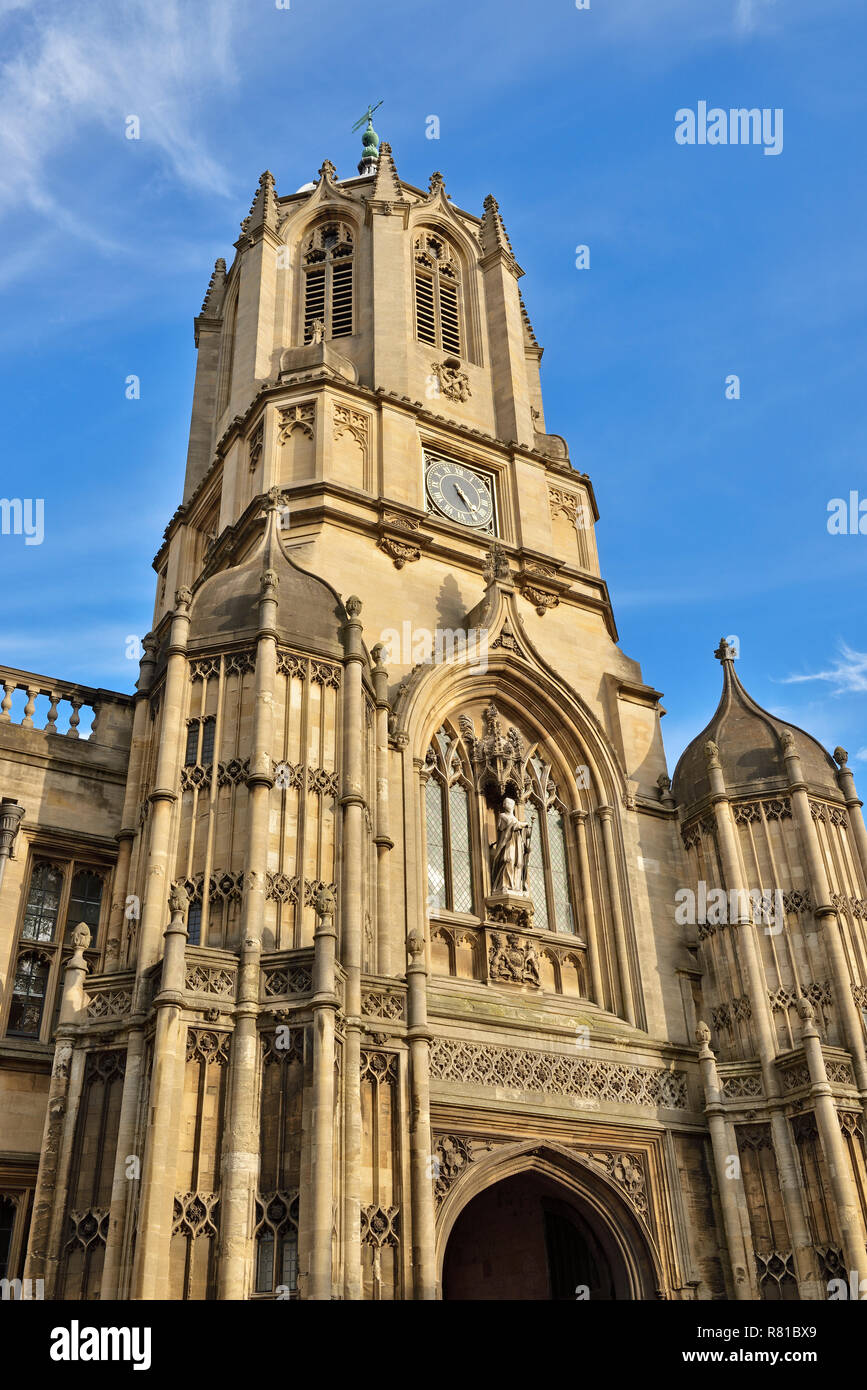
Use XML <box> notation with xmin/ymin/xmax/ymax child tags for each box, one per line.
<box><xmin>414</xmin><ymin>231</ymin><xmax>462</xmax><ymax>355</ymax></box>
<box><xmin>524</xmin><ymin>753</ymin><xmax>576</xmax><ymax>935</ymax></box>
<box><xmin>424</xmin><ymin>727</ymin><xmax>474</xmax><ymax>914</ymax></box>
<box><xmin>302</xmin><ymin>220</ymin><xmax>354</xmax><ymax>342</ymax></box>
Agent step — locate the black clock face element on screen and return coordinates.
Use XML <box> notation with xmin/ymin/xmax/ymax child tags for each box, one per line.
<box><xmin>425</xmin><ymin>458</ymin><xmax>494</xmax><ymax>530</ymax></box>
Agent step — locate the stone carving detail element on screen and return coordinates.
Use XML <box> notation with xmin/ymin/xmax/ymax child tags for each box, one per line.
<box><xmin>66</xmin><ymin>1207</ymin><xmax>109</xmax><ymax>1252</ymax></box>
<box><xmin>52</xmin><ymin>1042</ymin><xmax>73</xmax><ymax>1078</ymax></box>
<box><xmin>763</xmin><ymin>798</ymin><xmax>792</xmax><ymax>821</ymax></box>
<box><xmin>783</xmin><ymin>890</ymin><xmax>812</xmax><ymax>914</ymax></box>
<box><xmin>333</xmin><ymin>402</ymin><xmax>369</xmax><ymax>455</ymax></box>
<box><xmin>248</xmin><ymin>419</ymin><xmax>264</xmax><ymax>472</ymax></box>
<box><xmin>459</xmin><ymin>701</ymin><xmax>525</xmax><ymax>800</ymax></box>
<box><xmin>768</xmin><ymin>979</ymin><xmax>831</xmax><ymax>1013</ymax></box>
<box><xmin>360</xmin><ymin>1050</ymin><xmax>399</xmax><ymax>1085</ymax></box>
<box><xmin>304</xmin><ymin>878</ymin><xmax>338</xmax><ymax>908</ymax></box>
<box><xmin>377</xmin><ymin>535</ymin><xmax>421</xmax><ymax>569</ymax></box>
<box><xmin>491</xmin><ymin>621</ymin><xmax>519</xmax><ymax>652</ymax></box>
<box><xmin>711</xmin><ymin>996</ymin><xmax>751</xmax><ymax>1031</ymax></box>
<box><xmin>681</xmin><ymin>822</ymin><xmax>703</xmax><ymax>851</ymax></box>
<box><xmin>591</xmin><ymin>1152</ymin><xmax>648</xmax><ymax>1218</ymax></box>
<box><xmin>185</xmin><ymin>1029</ymin><xmax>231</xmax><ymax>1067</ymax></box>
<box><xmin>432</xmin><ymin>1134</ymin><xmax>493</xmax><ymax>1205</ymax></box>
<box><xmin>173</xmin><ymin>1191</ymin><xmax>219</xmax><ymax>1240</ymax></box>
<box><xmin>782</xmin><ymin>1062</ymin><xmax>811</xmax><ymax>1092</ymax></box>
<box><xmin>361</xmin><ymin>988</ymin><xmax>405</xmax><ymax>1021</ymax></box>
<box><xmin>826</xmin><ymin>1058</ymin><xmax>855</xmax><ymax>1086</ymax></box>
<box><xmin>311</xmin><ymin>660</ymin><xmax>341</xmax><ymax>688</ymax></box>
<box><xmin>179</xmin><ymin>870</ymin><xmax>245</xmax><ymax>905</ymax></box>
<box><xmin>276</xmin><ymin>650</ymin><xmax>305</xmax><ymax>679</ymax></box>
<box><xmin>262</xmin><ymin>964</ymin><xmax>312</xmax><ymax>998</ymax></box>
<box><xmin>733</xmin><ymin>802</ymin><xmax>762</xmax><ymax>824</ymax></box>
<box><xmin>548</xmin><ymin>487</ymin><xmax>586</xmax><ymax>526</ymax></box>
<box><xmin>261</xmin><ymin>1028</ymin><xmax>304</xmax><ymax>1065</ymax></box>
<box><xmin>361</xmin><ymin>1204</ymin><xmax>400</xmax><ymax>1248</ymax></box>
<box><xmin>754</xmin><ymin>1250</ymin><xmax>796</xmax><ymax>1295</ymax></box>
<box><xmin>278</xmin><ymin>402</ymin><xmax>315</xmax><ymax>442</ymax></box>
<box><xmin>488</xmin><ymin>931</ymin><xmax>540</xmax><ymax>986</ymax></box>
<box><xmin>737</xmin><ymin>1123</ymin><xmax>772</xmax><ymax>1151</ymax></box>
<box><xmin>483</xmin><ymin>542</ymin><xmax>512</xmax><ymax>584</ymax></box>
<box><xmin>181</xmin><ymin>758</ymin><xmax>250</xmax><ymax>791</ymax></box>
<box><xmin>853</xmin><ymin>984</ymin><xmax>867</xmax><ymax>1009</ymax></box>
<box><xmin>519</xmin><ymin>578</ymin><xmax>559</xmax><ymax>615</ymax></box>
<box><xmin>720</xmin><ymin>1072</ymin><xmax>763</xmax><ymax>1099</ymax></box>
<box><xmin>85</xmin><ymin>1049</ymin><xmax>126</xmax><ymax>1085</ymax></box>
<box><xmin>266</xmin><ymin>872</ymin><xmax>299</xmax><ymax>904</ymax></box>
<box><xmin>190</xmin><ymin>650</ymin><xmax>256</xmax><ymax>681</ymax></box>
<box><xmin>307</xmin><ymin>766</ymin><xmax>340</xmax><ymax>797</ymax></box>
<box><xmin>430</xmin><ymin>358</ymin><xmax>471</xmax><ymax>402</ymax></box>
<box><xmin>185</xmin><ymin>965</ymin><xmax>236</xmax><ymax>997</ymax></box>
<box><xmin>86</xmin><ymin>986</ymin><xmax>133</xmax><ymax>1020</ymax></box>
<box><xmin>429</xmin><ymin>1037</ymin><xmax>688</xmax><ymax>1109</ymax></box>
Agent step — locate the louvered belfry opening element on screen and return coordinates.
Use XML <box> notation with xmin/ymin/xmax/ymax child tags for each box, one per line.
<box><xmin>414</xmin><ymin>230</ymin><xmax>462</xmax><ymax>355</ymax></box>
<box><xmin>302</xmin><ymin>220</ymin><xmax>354</xmax><ymax>342</ymax></box>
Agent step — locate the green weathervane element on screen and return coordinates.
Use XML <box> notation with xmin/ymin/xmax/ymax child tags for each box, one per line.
<box><xmin>352</xmin><ymin>101</ymin><xmax>383</xmax><ymax>174</ymax></box>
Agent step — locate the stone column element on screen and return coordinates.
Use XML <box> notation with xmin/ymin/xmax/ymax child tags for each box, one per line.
<box><xmin>340</xmin><ymin>596</ymin><xmax>365</xmax><ymax>1300</ymax></box>
<box><xmin>695</xmin><ymin>1022</ymin><xmax>756</xmax><ymax>1300</ymax></box>
<box><xmin>371</xmin><ymin>645</ymin><xmax>394</xmax><ymax>977</ymax></box>
<box><xmin>833</xmin><ymin>747</ymin><xmax>867</xmax><ymax>891</ymax></box>
<box><xmin>24</xmin><ymin>924</ymin><xmax>90</xmax><ymax>1295</ymax></box>
<box><xmin>218</xmin><ymin>565</ymin><xmax>278</xmax><ymax>1300</ymax></box>
<box><xmin>704</xmin><ymin>739</ymin><xmax>822</xmax><ymax>1298</ymax></box>
<box><xmin>137</xmin><ymin>589</ymin><xmax>192</xmax><ymax>976</ymax></box>
<box><xmin>782</xmin><ymin>733</ymin><xmax>867</xmax><ymax>1099</ymax></box>
<box><xmin>406</xmin><ymin>928</ymin><xmax>437</xmax><ymax>1299</ymax></box>
<box><xmin>595</xmin><ymin>806</ymin><xmax>636</xmax><ymax>1024</ymax></box>
<box><xmin>309</xmin><ymin>888</ymin><xmax>339</xmax><ymax>1299</ymax></box>
<box><xmin>570</xmin><ymin>809</ymin><xmax>605</xmax><ymax>1008</ymax></box>
<box><xmin>104</xmin><ymin>635</ymin><xmax>157</xmax><ymax>970</ymax></box>
<box><xmin>130</xmin><ymin>887</ymin><xmax>190</xmax><ymax>1300</ymax></box>
<box><xmin>798</xmin><ymin>998</ymin><xmax>867</xmax><ymax>1284</ymax></box>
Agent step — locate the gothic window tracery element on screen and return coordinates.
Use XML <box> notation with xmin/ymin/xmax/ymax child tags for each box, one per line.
<box><xmin>302</xmin><ymin>220</ymin><xmax>354</xmax><ymax>342</ymax></box>
<box><xmin>524</xmin><ymin>754</ymin><xmax>576</xmax><ymax>935</ymax></box>
<box><xmin>414</xmin><ymin>231</ymin><xmax>462</xmax><ymax>355</ymax></box>
<box><xmin>424</xmin><ymin>727</ymin><xmax>474</xmax><ymax>915</ymax></box>
<box><xmin>4</xmin><ymin>857</ymin><xmax>105</xmax><ymax>1040</ymax></box>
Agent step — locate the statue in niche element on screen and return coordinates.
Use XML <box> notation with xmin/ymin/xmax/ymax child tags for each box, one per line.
<box><xmin>490</xmin><ymin>796</ymin><xmax>532</xmax><ymax>895</ymax></box>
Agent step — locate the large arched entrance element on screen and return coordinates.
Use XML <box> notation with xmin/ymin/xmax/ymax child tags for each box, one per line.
<box><xmin>438</xmin><ymin>1144</ymin><xmax>662</xmax><ymax>1301</ymax></box>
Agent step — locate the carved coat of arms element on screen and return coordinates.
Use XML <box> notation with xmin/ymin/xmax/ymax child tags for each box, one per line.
<box><xmin>488</xmin><ymin>932</ymin><xmax>541</xmax><ymax>987</ymax></box>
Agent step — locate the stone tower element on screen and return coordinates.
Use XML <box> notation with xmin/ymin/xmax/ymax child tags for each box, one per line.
<box><xmin>1</xmin><ymin>136</ymin><xmax>866</xmax><ymax>1302</ymax></box>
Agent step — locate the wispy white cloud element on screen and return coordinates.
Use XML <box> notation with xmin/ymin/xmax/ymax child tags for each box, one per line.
<box><xmin>0</xmin><ymin>0</ymin><xmax>240</xmax><ymax>232</ymax></box>
<box><xmin>781</xmin><ymin>642</ymin><xmax>867</xmax><ymax>696</ymax></box>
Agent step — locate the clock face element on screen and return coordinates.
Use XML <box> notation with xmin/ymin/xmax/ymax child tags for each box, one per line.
<box><xmin>425</xmin><ymin>457</ymin><xmax>495</xmax><ymax>530</ymax></box>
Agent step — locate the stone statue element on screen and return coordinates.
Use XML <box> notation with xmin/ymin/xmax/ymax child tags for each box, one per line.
<box><xmin>490</xmin><ymin>797</ymin><xmax>532</xmax><ymax>895</ymax></box>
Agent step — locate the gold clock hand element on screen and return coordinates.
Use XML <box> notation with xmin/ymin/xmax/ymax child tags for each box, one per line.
<box><xmin>455</xmin><ymin>483</ymin><xmax>476</xmax><ymax>512</ymax></box>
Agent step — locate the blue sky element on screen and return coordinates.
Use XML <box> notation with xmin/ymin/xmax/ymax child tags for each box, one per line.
<box><xmin>0</xmin><ymin>0</ymin><xmax>865</xmax><ymax>770</ymax></box>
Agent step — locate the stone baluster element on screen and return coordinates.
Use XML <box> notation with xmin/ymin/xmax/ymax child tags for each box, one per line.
<box><xmin>45</xmin><ymin>691</ymin><xmax>60</xmax><ymax>734</ymax></box>
<box><xmin>22</xmin><ymin>684</ymin><xmax>38</xmax><ymax>728</ymax></box>
<box><xmin>67</xmin><ymin>694</ymin><xmax>82</xmax><ymax>738</ymax></box>
<box><xmin>0</xmin><ymin>679</ymin><xmax>13</xmax><ymax>722</ymax></box>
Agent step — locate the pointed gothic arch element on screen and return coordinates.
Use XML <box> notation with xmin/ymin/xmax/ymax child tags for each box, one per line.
<box><xmin>435</xmin><ymin>1140</ymin><xmax>665</xmax><ymax>1299</ymax></box>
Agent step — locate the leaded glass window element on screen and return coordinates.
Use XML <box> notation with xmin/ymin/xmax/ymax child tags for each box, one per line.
<box><xmin>525</xmin><ymin>755</ymin><xmax>578</xmax><ymax>935</ymax></box>
<box><xmin>424</xmin><ymin>727</ymin><xmax>475</xmax><ymax>915</ymax></box>
<box><xmin>22</xmin><ymin>862</ymin><xmax>62</xmax><ymax>942</ymax></box>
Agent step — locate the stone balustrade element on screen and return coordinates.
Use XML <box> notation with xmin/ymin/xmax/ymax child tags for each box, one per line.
<box><xmin>0</xmin><ymin>664</ymin><xmax>133</xmax><ymax>746</ymax></box>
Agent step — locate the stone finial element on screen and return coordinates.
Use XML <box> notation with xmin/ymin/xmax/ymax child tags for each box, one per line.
<box><xmin>656</xmin><ymin>773</ymin><xmax>675</xmax><ymax>805</ymax></box>
<box><xmin>313</xmin><ymin>885</ymin><xmax>336</xmax><ymax>920</ymax></box>
<box><xmin>695</xmin><ymin>1021</ymin><xmax>712</xmax><ymax>1050</ymax></box>
<box><xmin>200</xmin><ymin>258</ymin><xmax>227</xmax><ymax>318</ymax></box>
<box><xmin>780</xmin><ymin>729</ymin><xmax>796</xmax><ymax>756</ymax></box>
<box><xmin>371</xmin><ymin>141</ymin><xmax>401</xmax><ymax>201</ymax></box>
<box><xmin>407</xmin><ymin>929</ymin><xmax>425</xmax><ymax>960</ymax></box>
<box><xmin>174</xmin><ymin>585</ymin><xmax>193</xmax><ymax>611</ymax></box>
<box><xmin>310</xmin><ymin>318</ymin><xmax>325</xmax><ymax>344</ymax></box>
<box><xmin>834</xmin><ymin>746</ymin><xmax>849</xmax><ymax>767</ymax></box>
<box><xmin>714</xmin><ymin>637</ymin><xmax>737</xmax><ymax>663</ymax></box>
<box><xmin>479</xmin><ymin>193</ymin><xmax>515</xmax><ymax>260</ymax></box>
<box><xmin>345</xmin><ymin>595</ymin><xmax>362</xmax><ymax>618</ymax></box>
<box><xmin>71</xmin><ymin>922</ymin><xmax>91</xmax><ymax>952</ymax></box>
<box><xmin>795</xmin><ymin>995</ymin><xmax>816</xmax><ymax>1027</ymax></box>
<box><xmin>483</xmin><ymin>542</ymin><xmax>511</xmax><ymax>584</ymax></box>
<box><xmin>371</xmin><ymin>642</ymin><xmax>387</xmax><ymax>670</ymax></box>
<box><xmin>704</xmin><ymin>739</ymin><xmax>720</xmax><ymax>770</ymax></box>
<box><xmin>260</xmin><ymin>568</ymin><xmax>279</xmax><ymax>595</ymax></box>
<box><xmin>169</xmin><ymin>883</ymin><xmax>189</xmax><ymax>918</ymax></box>
<box><xmin>318</xmin><ymin>158</ymin><xmax>337</xmax><ymax>184</ymax></box>
<box><xmin>428</xmin><ymin>171</ymin><xmax>445</xmax><ymax>194</ymax></box>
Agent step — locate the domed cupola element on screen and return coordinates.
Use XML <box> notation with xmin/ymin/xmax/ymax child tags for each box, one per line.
<box><xmin>672</xmin><ymin>638</ymin><xmax>841</xmax><ymax>812</ymax></box>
